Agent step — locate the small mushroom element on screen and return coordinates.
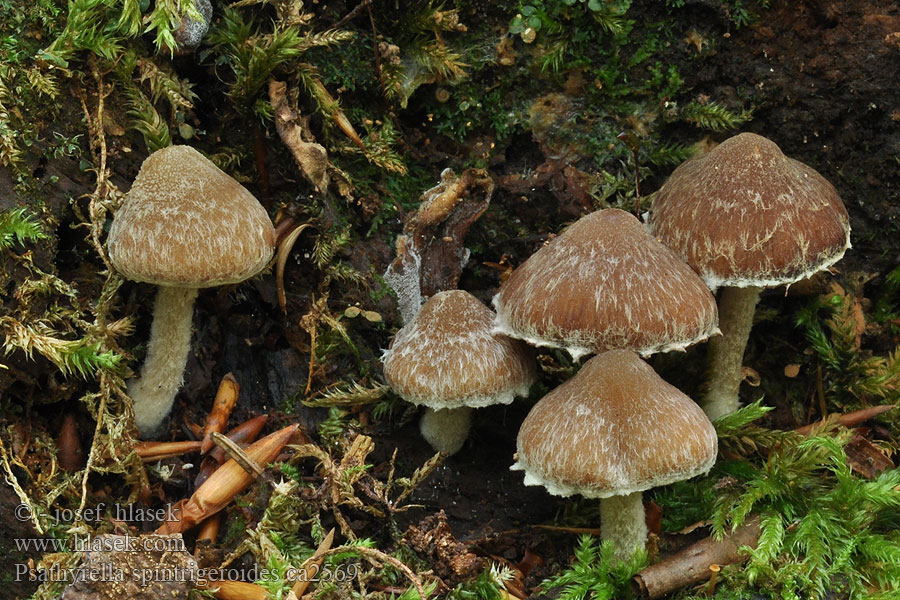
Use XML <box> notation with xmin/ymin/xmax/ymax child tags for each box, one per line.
<box><xmin>382</xmin><ymin>289</ymin><xmax>536</xmax><ymax>455</ymax></box>
<box><xmin>647</xmin><ymin>133</ymin><xmax>851</xmax><ymax>420</ymax></box>
<box><xmin>108</xmin><ymin>145</ymin><xmax>275</xmax><ymax>436</ymax></box>
<box><xmin>513</xmin><ymin>349</ymin><xmax>718</xmax><ymax>559</ymax></box>
<box><xmin>492</xmin><ymin>208</ymin><xmax>719</xmax><ymax>360</ymax></box>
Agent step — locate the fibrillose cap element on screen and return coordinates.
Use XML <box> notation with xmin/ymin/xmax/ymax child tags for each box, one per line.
<box><xmin>382</xmin><ymin>290</ymin><xmax>536</xmax><ymax>410</ymax></box>
<box><xmin>492</xmin><ymin>208</ymin><xmax>720</xmax><ymax>360</ymax></box>
<box><xmin>648</xmin><ymin>133</ymin><xmax>851</xmax><ymax>290</ymax></box>
<box><xmin>512</xmin><ymin>349</ymin><xmax>718</xmax><ymax>498</ymax></box>
<box><xmin>108</xmin><ymin>146</ymin><xmax>275</xmax><ymax>288</ymax></box>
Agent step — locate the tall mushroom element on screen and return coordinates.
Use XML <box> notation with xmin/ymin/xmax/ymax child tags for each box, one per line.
<box><xmin>108</xmin><ymin>146</ymin><xmax>275</xmax><ymax>436</ymax></box>
<box><xmin>513</xmin><ymin>349</ymin><xmax>718</xmax><ymax>559</ymax></box>
<box><xmin>382</xmin><ymin>289</ymin><xmax>536</xmax><ymax>454</ymax></box>
<box><xmin>492</xmin><ymin>208</ymin><xmax>719</xmax><ymax>360</ymax></box>
<box><xmin>647</xmin><ymin>133</ymin><xmax>851</xmax><ymax>420</ymax></box>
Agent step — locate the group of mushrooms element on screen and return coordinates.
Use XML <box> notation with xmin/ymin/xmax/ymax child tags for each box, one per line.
<box><xmin>382</xmin><ymin>132</ymin><xmax>851</xmax><ymax>558</ymax></box>
<box><xmin>106</xmin><ymin>133</ymin><xmax>850</xmax><ymax>560</ymax></box>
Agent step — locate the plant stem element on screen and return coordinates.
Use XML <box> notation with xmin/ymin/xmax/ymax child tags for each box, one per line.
<box><xmin>129</xmin><ymin>286</ymin><xmax>199</xmax><ymax>436</ymax></box>
<box><xmin>702</xmin><ymin>285</ymin><xmax>762</xmax><ymax>421</ymax></box>
<box><xmin>418</xmin><ymin>406</ymin><xmax>473</xmax><ymax>455</ymax></box>
<box><xmin>600</xmin><ymin>491</ymin><xmax>647</xmax><ymax>560</ymax></box>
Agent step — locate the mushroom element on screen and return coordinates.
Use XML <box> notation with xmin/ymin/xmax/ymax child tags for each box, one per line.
<box><xmin>512</xmin><ymin>349</ymin><xmax>718</xmax><ymax>559</ymax></box>
<box><xmin>647</xmin><ymin>133</ymin><xmax>851</xmax><ymax>420</ymax></box>
<box><xmin>492</xmin><ymin>208</ymin><xmax>719</xmax><ymax>360</ymax></box>
<box><xmin>108</xmin><ymin>145</ymin><xmax>275</xmax><ymax>436</ymax></box>
<box><xmin>382</xmin><ymin>289</ymin><xmax>536</xmax><ymax>454</ymax></box>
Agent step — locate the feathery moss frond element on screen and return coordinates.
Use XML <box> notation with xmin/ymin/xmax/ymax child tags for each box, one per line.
<box><xmin>680</xmin><ymin>100</ymin><xmax>753</xmax><ymax>131</ymax></box>
<box><xmin>0</xmin><ymin>208</ymin><xmax>48</xmax><ymax>250</ymax></box>
<box><xmin>0</xmin><ymin>317</ymin><xmax>121</xmax><ymax>378</ymax></box>
<box><xmin>303</xmin><ymin>381</ymin><xmax>389</xmax><ymax>408</ymax></box>
<box><xmin>541</xmin><ymin>535</ymin><xmax>647</xmax><ymax>600</ymax></box>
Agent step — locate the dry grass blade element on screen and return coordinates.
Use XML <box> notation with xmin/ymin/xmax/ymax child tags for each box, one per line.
<box><xmin>276</xmin><ymin>222</ymin><xmax>314</xmax><ymax>312</ymax></box>
<box><xmin>210</xmin><ymin>431</ymin><xmax>263</xmax><ymax>478</ymax></box>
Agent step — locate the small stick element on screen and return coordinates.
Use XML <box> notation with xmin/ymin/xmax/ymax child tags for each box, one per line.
<box><xmin>209</xmin><ymin>431</ymin><xmax>263</xmax><ymax>478</ymax></box>
<box><xmin>533</xmin><ymin>524</ymin><xmax>603</xmax><ymax>535</ymax></box>
<box><xmin>631</xmin><ymin>516</ymin><xmax>761</xmax><ymax>599</ymax></box>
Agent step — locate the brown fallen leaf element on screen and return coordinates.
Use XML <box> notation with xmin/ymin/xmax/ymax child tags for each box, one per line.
<box><xmin>844</xmin><ymin>431</ymin><xmax>894</xmax><ymax>479</ymax></box>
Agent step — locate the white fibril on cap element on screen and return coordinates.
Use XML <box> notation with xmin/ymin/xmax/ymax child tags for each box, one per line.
<box><xmin>491</xmin><ymin>208</ymin><xmax>720</xmax><ymax>361</ymax></box>
<box><xmin>382</xmin><ymin>289</ymin><xmax>536</xmax><ymax>455</ymax></box>
<box><xmin>512</xmin><ymin>349</ymin><xmax>718</xmax><ymax>559</ymax></box>
<box><xmin>647</xmin><ymin>133</ymin><xmax>851</xmax><ymax>420</ymax></box>
<box><xmin>108</xmin><ymin>145</ymin><xmax>275</xmax><ymax>436</ymax></box>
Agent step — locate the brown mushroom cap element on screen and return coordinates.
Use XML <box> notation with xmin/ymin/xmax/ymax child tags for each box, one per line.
<box><xmin>108</xmin><ymin>145</ymin><xmax>275</xmax><ymax>288</ymax></box>
<box><xmin>513</xmin><ymin>349</ymin><xmax>718</xmax><ymax>498</ymax></box>
<box><xmin>647</xmin><ymin>132</ymin><xmax>851</xmax><ymax>290</ymax></box>
<box><xmin>492</xmin><ymin>208</ymin><xmax>719</xmax><ymax>360</ymax></box>
<box><xmin>382</xmin><ymin>290</ymin><xmax>536</xmax><ymax>410</ymax></box>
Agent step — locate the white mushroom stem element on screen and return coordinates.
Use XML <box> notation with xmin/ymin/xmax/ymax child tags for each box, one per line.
<box><xmin>129</xmin><ymin>286</ymin><xmax>199</xmax><ymax>436</ymax></box>
<box><xmin>600</xmin><ymin>491</ymin><xmax>648</xmax><ymax>561</ymax></box>
<box><xmin>418</xmin><ymin>406</ymin><xmax>474</xmax><ymax>456</ymax></box>
<box><xmin>702</xmin><ymin>285</ymin><xmax>762</xmax><ymax>421</ymax></box>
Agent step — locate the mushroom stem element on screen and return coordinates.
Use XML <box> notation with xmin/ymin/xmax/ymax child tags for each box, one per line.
<box><xmin>418</xmin><ymin>406</ymin><xmax>473</xmax><ymax>455</ymax></box>
<box><xmin>702</xmin><ymin>285</ymin><xmax>761</xmax><ymax>421</ymax></box>
<box><xmin>600</xmin><ymin>491</ymin><xmax>648</xmax><ymax>560</ymax></box>
<box><xmin>130</xmin><ymin>286</ymin><xmax>199</xmax><ymax>436</ymax></box>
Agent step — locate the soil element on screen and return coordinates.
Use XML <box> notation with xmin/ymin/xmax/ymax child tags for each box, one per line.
<box><xmin>2</xmin><ymin>0</ymin><xmax>900</xmax><ymax>598</ymax></box>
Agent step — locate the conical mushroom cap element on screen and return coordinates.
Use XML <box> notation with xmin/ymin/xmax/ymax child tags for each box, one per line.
<box><xmin>492</xmin><ymin>208</ymin><xmax>719</xmax><ymax>360</ymax></box>
<box><xmin>647</xmin><ymin>133</ymin><xmax>851</xmax><ymax>290</ymax></box>
<box><xmin>383</xmin><ymin>290</ymin><xmax>536</xmax><ymax>410</ymax></box>
<box><xmin>513</xmin><ymin>349</ymin><xmax>717</xmax><ymax>498</ymax></box>
<box><xmin>108</xmin><ymin>145</ymin><xmax>275</xmax><ymax>288</ymax></box>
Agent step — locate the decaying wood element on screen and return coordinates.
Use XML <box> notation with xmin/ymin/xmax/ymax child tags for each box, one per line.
<box><xmin>201</xmin><ymin>373</ymin><xmax>240</xmax><ymax>454</ymax></box>
<box><xmin>405</xmin><ymin>510</ymin><xmax>483</xmax><ymax>583</ymax></box>
<box><xmin>794</xmin><ymin>404</ymin><xmax>895</xmax><ymax>435</ymax></box>
<box><xmin>631</xmin><ymin>516</ymin><xmax>761</xmax><ymax>599</ymax></box>
<box><xmin>269</xmin><ymin>79</ymin><xmax>330</xmax><ymax>192</ymax></box>
<box><xmin>384</xmin><ymin>168</ymin><xmax>494</xmax><ymax>319</ymax></box>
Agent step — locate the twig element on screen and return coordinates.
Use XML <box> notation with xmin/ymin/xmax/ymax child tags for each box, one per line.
<box><xmin>334</xmin><ymin>0</ymin><xmax>373</xmax><ymax>29</ymax></box>
<box><xmin>209</xmin><ymin>432</ymin><xmax>263</xmax><ymax>478</ymax></box>
<box><xmin>631</xmin><ymin>516</ymin><xmax>761</xmax><ymax>599</ymax></box>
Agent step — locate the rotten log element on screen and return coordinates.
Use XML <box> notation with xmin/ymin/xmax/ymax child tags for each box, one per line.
<box><xmin>383</xmin><ymin>168</ymin><xmax>494</xmax><ymax>321</ymax></box>
<box><xmin>631</xmin><ymin>516</ymin><xmax>761</xmax><ymax>599</ymax></box>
